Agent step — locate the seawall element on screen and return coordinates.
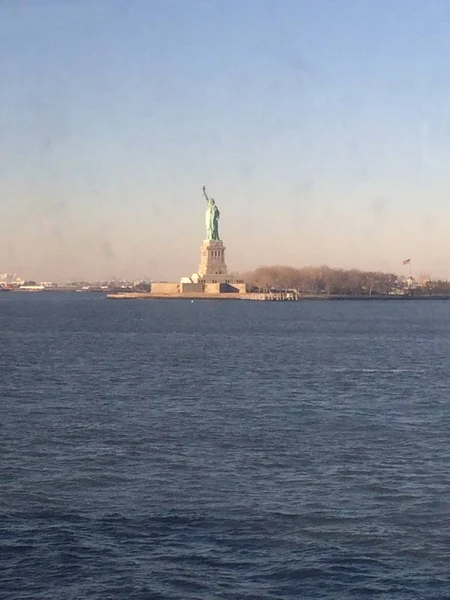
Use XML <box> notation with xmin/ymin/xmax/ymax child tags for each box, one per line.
<box><xmin>106</xmin><ymin>292</ymin><xmax>450</xmax><ymax>301</ymax></box>
<box><xmin>106</xmin><ymin>292</ymin><xmax>246</xmax><ymax>300</ymax></box>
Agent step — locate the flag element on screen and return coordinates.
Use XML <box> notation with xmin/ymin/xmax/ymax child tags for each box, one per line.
<box><xmin>403</xmin><ymin>258</ymin><xmax>411</xmax><ymax>265</ymax></box>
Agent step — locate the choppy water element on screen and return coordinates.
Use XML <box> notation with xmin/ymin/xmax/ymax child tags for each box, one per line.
<box><xmin>1</xmin><ymin>294</ymin><xmax>450</xmax><ymax>599</ymax></box>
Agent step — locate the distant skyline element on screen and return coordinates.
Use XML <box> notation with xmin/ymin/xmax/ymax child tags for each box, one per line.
<box><xmin>2</xmin><ymin>0</ymin><xmax>450</xmax><ymax>281</ymax></box>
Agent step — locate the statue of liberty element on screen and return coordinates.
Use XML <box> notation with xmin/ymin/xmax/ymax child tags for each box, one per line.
<box><xmin>202</xmin><ymin>185</ymin><xmax>220</xmax><ymax>241</ymax></box>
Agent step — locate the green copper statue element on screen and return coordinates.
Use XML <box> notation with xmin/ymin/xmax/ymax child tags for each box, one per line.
<box><xmin>202</xmin><ymin>185</ymin><xmax>220</xmax><ymax>240</ymax></box>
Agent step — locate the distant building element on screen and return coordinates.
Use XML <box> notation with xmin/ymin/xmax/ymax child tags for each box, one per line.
<box><xmin>40</xmin><ymin>282</ymin><xmax>57</xmax><ymax>288</ymax></box>
<box><xmin>19</xmin><ymin>285</ymin><xmax>45</xmax><ymax>291</ymax></box>
<box><xmin>406</xmin><ymin>276</ymin><xmax>417</xmax><ymax>289</ymax></box>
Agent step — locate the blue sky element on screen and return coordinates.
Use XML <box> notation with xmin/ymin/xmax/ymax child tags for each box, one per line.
<box><xmin>1</xmin><ymin>0</ymin><xmax>450</xmax><ymax>280</ymax></box>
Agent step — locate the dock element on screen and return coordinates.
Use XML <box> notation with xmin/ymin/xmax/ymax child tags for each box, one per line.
<box><xmin>241</xmin><ymin>291</ymin><xmax>298</xmax><ymax>301</ymax></box>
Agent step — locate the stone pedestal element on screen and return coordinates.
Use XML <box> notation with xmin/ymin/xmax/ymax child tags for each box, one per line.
<box><xmin>197</xmin><ymin>240</ymin><xmax>228</xmax><ymax>282</ymax></box>
<box><xmin>183</xmin><ymin>237</ymin><xmax>246</xmax><ymax>293</ymax></box>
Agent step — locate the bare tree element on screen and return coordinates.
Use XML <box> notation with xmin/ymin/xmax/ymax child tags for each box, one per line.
<box><xmin>239</xmin><ymin>265</ymin><xmax>400</xmax><ymax>296</ymax></box>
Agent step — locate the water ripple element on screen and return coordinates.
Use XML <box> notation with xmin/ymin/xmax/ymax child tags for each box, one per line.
<box><xmin>1</xmin><ymin>295</ymin><xmax>450</xmax><ymax>598</ymax></box>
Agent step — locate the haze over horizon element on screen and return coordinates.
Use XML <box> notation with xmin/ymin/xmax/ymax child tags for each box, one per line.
<box><xmin>1</xmin><ymin>0</ymin><xmax>450</xmax><ymax>282</ymax></box>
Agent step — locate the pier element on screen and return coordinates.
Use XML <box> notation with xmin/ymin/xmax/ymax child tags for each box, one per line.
<box><xmin>242</xmin><ymin>291</ymin><xmax>299</xmax><ymax>301</ymax></box>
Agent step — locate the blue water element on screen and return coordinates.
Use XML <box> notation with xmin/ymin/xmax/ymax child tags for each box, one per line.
<box><xmin>1</xmin><ymin>294</ymin><xmax>450</xmax><ymax>599</ymax></box>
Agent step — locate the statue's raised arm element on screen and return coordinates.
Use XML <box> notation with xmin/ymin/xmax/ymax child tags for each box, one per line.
<box><xmin>202</xmin><ymin>185</ymin><xmax>210</xmax><ymax>203</ymax></box>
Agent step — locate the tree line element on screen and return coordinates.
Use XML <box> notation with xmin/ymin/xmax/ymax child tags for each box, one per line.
<box><xmin>239</xmin><ymin>265</ymin><xmax>399</xmax><ymax>296</ymax></box>
<box><xmin>238</xmin><ymin>265</ymin><xmax>450</xmax><ymax>296</ymax></box>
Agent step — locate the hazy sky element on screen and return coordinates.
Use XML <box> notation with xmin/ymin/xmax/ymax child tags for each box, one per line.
<box><xmin>1</xmin><ymin>0</ymin><xmax>450</xmax><ymax>281</ymax></box>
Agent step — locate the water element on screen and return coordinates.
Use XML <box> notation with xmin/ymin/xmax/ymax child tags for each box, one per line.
<box><xmin>1</xmin><ymin>294</ymin><xmax>450</xmax><ymax>599</ymax></box>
